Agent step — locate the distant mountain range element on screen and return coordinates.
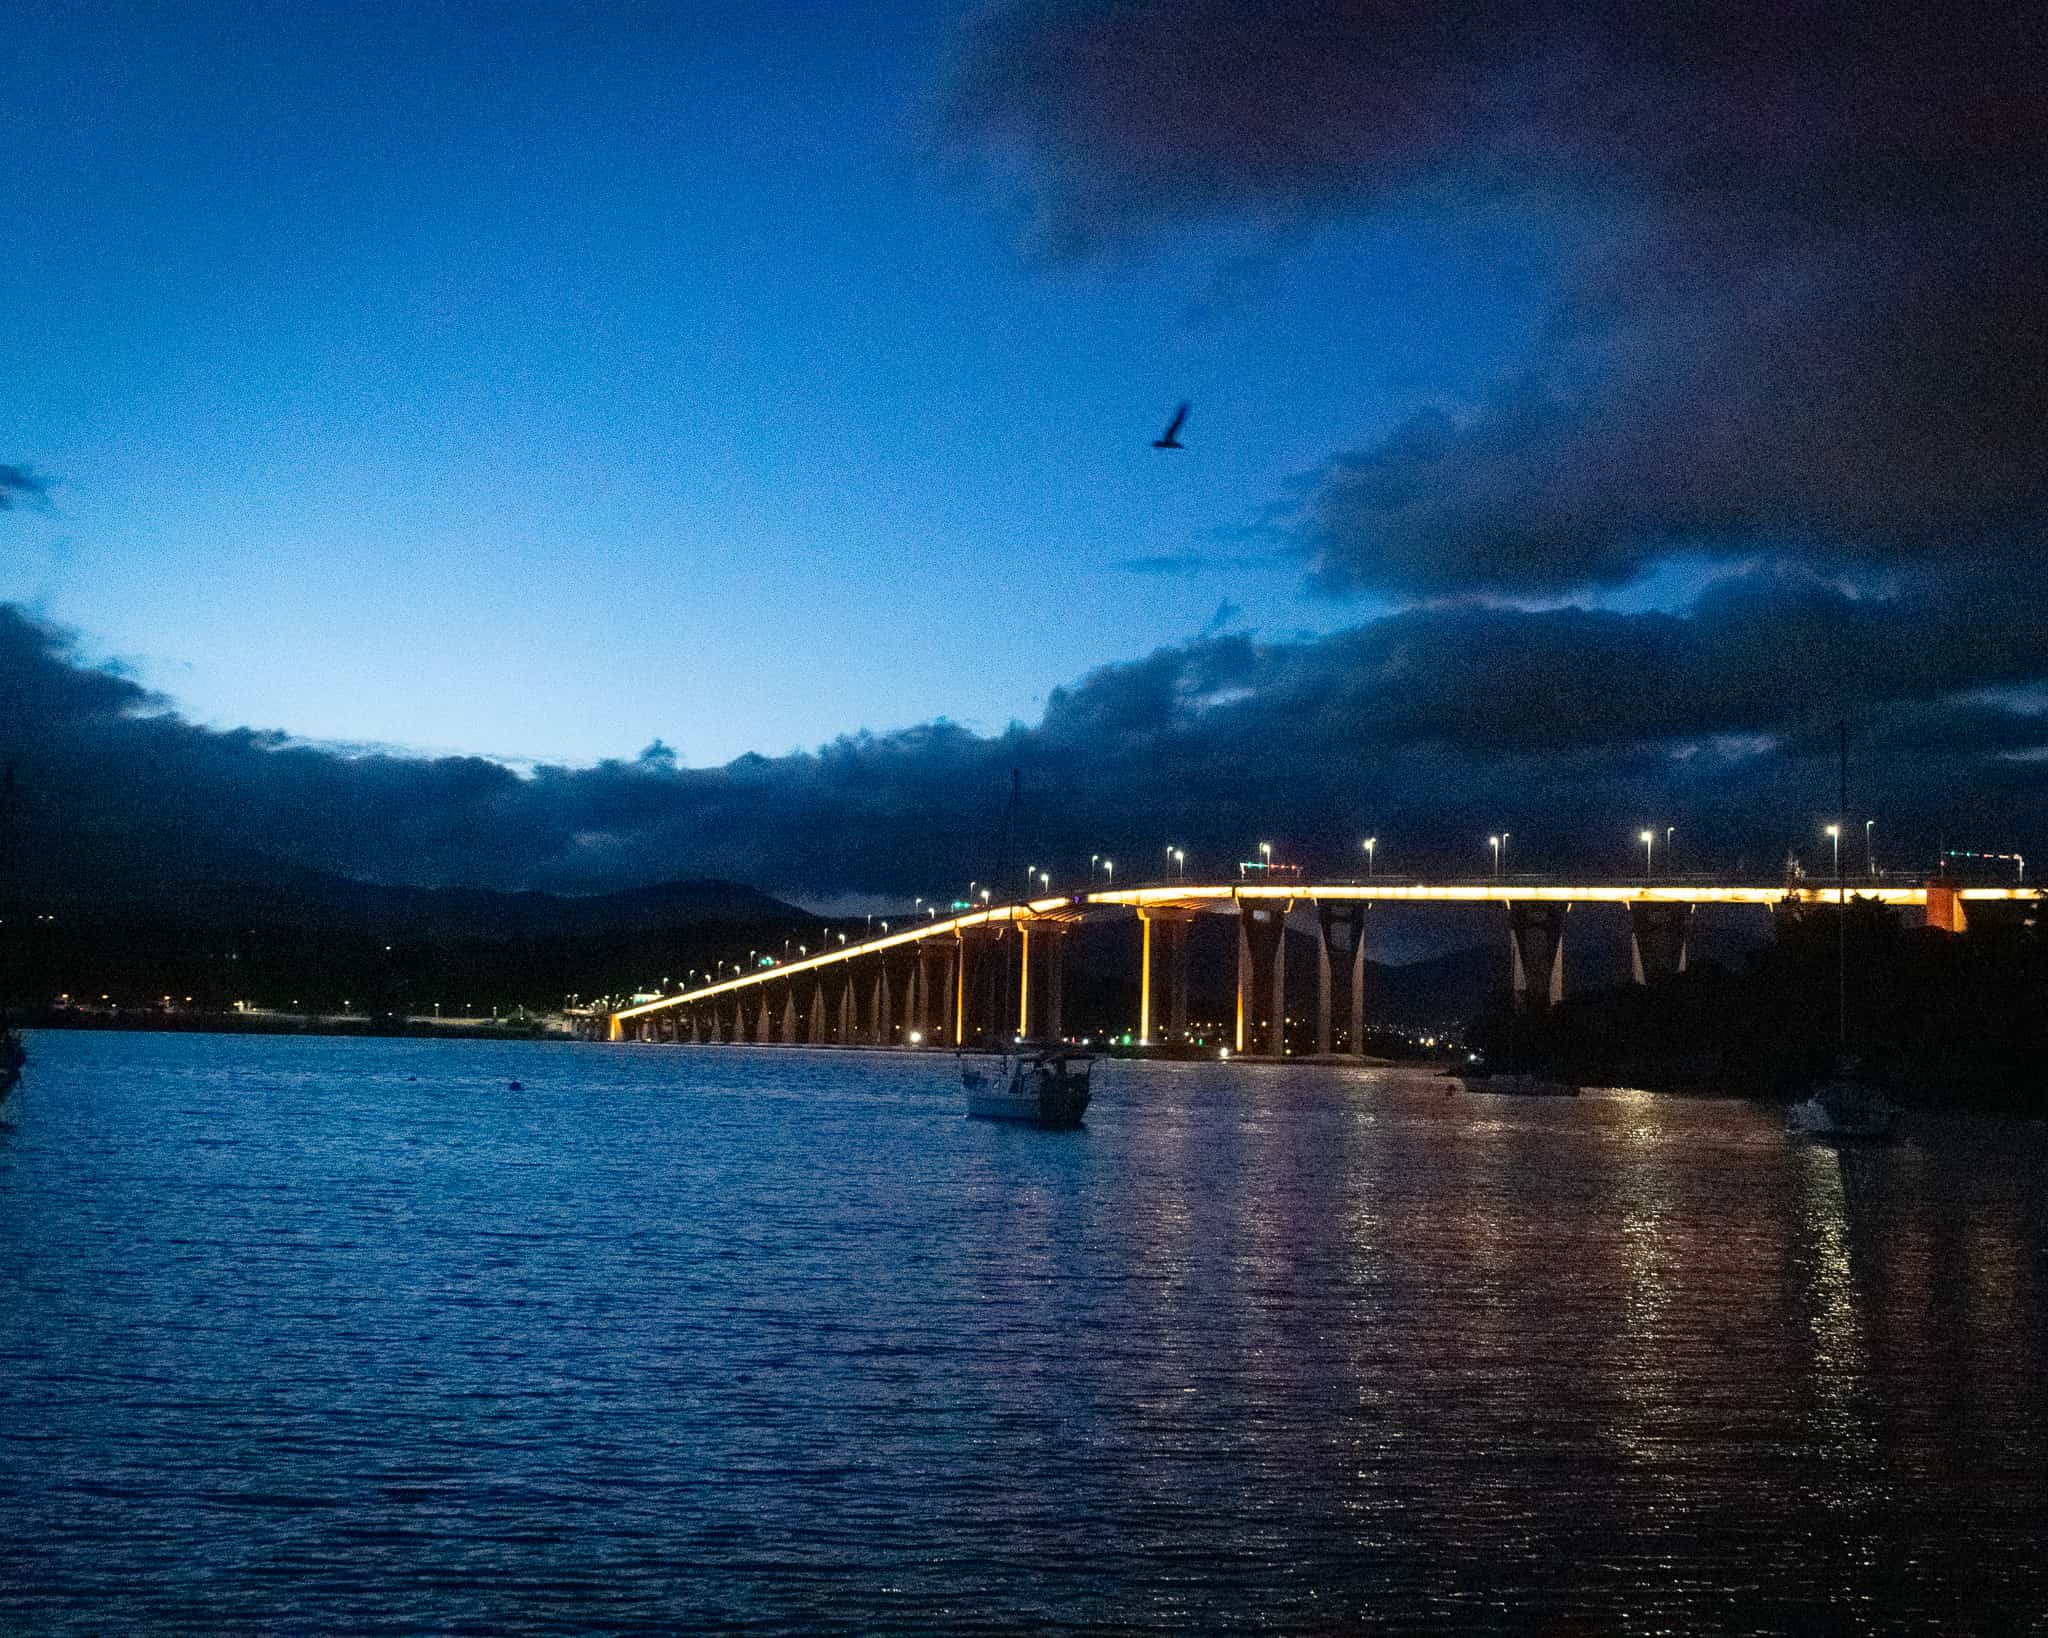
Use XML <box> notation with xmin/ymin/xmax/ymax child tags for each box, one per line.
<box><xmin>6</xmin><ymin>821</ymin><xmax>804</xmax><ymax>940</ymax></box>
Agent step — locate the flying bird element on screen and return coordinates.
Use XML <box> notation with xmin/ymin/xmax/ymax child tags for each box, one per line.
<box><xmin>1152</xmin><ymin>402</ymin><xmax>1189</xmax><ymax>449</ymax></box>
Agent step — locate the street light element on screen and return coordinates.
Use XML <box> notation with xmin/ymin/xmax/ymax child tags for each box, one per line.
<box><xmin>1864</xmin><ymin>819</ymin><xmax>1874</xmax><ymax>877</ymax></box>
<box><xmin>1103</xmin><ymin>860</ymin><xmax>1114</xmax><ymax>885</ymax></box>
<box><xmin>1036</xmin><ymin>870</ymin><xmax>1050</xmax><ymax>891</ymax></box>
<box><xmin>1666</xmin><ymin>826</ymin><xmax>1675</xmax><ymax>871</ymax></box>
<box><xmin>1501</xmin><ymin>831</ymin><xmax>1510</xmax><ymax>874</ymax></box>
<box><xmin>1171</xmin><ymin>846</ymin><xmax>1185</xmax><ymax>881</ymax></box>
<box><xmin>1640</xmin><ymin>829</ymin><xmax>1654</xmax><ymax>879</ymax></box>
<box><xmin>1825</xmin><ymin>823</ymin><xmax>1840</xmax><ymax>876</ymax></box>
<box><xmin>1489</xmin><ymin>835</ymin><xmax>1500</xmax><ymax>877</ymax></box>
<box><xmin>1362</xmin><ymin>837</ymin><xmax>1376</xmax><ymax>878</ymax></box>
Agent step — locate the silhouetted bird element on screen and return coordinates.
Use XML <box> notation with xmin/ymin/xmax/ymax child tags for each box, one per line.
<box><xmin>1152</xmin><ymin>402</ymin><xmax>1189</xmax><ymax>449</ymax></box>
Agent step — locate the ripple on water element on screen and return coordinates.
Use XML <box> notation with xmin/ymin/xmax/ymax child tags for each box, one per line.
<box><xmin>1</xmin><ymin>1032</ymin><xmax>2044</xmax><ymax>1633</ymax></box>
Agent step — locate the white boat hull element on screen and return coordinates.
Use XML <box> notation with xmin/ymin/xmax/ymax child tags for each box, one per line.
<box><xmin>1789</xmin><ymin>1081</ymin><xmax>1897</xmax><ymax>1140</ymax></box>
<box><xmin>1456</xmin><ymin>1072</ymin><xmax>1578</xmax><ymax>1097</ymax></box>
<box><xmin>962</xmin><ymin>1052</ymin><xmax>1091</xmax><ymax>1127</ymax></box>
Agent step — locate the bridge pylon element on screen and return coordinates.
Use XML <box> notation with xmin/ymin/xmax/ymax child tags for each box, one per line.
<box><xmin>1507</xmin><ymin>900</ymin><xmax>1568</xmax><ymax>1010</ymax></box>
<box><xmin>1628</xmin><ymin>901</ymin><xmax>1693</xmax><ymax>984</ymax></box>
<box><xmin>1236</xmin><ymin>896</ymin><xmax>1293</xmax><ymax>1055</ymax></box>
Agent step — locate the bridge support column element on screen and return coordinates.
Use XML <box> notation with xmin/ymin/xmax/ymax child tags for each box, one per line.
<box><xmin>1136</xmin><ymin>908</ymin><xmax>1195</xmax><ymax>1048</ymax></box>
<box><xmin>781</xmin><ymin>989</ymin><xmax>799</xmax><ymax>1043</ymax></box>
<box><xmin>1628</xmin><ymin>901</ymin><xmax>1693</xmax><ymax>984</ymax></box>
<box><xmin>914</xmin><ymin>947</ymin><xmax>937</xmax><ymax>1043</ymax></box>
<box><xmin>873</xmin><ymin>967</ymin><xmax>891</xmax><ymax>1045</ymax></box>
<box><xmin>1507</xmin><ymin>901</ymin><xmax>1568</xmax><ymax>1010</ymax></box>
<box><xmin>1045</xmin><ymin>929</ymin><xmax>1065</xmax><ymax>1042</ymax></box>
<box><xmin>952</xmin><ymin>936</ymin><xmax>967</xmax><ymax>1045</ymax></box>
<box><xmin>1237</xmin><ymin>898</ymin><xmax>1292</xmax><ymax>1056</ymax></box>
<box><xmin>756</xmin><ymin>992</ymin><xmax>772</xmax><ymax>1044</ymax></box>
<box><xmin>1316</xmin><ymin>901</ymin><xmax>1370</xmax><ymax>1056</ymax></box>
<box><xmin>1017</xmin><ymin>925</ymin><xmax>1031</xmax><ymax>1040</ymax></box>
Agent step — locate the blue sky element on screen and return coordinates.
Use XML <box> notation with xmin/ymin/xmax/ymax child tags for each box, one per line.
<box><xmin>3</xmin><ymin>0</ymin><xmax>1556</xmax><ymax>764</ymax></box>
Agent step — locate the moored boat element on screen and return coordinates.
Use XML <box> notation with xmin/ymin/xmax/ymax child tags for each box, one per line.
<box><xmin>1788</xmin><ymin>1075</ymin><xmax>1897</xmax><ymax>1140</ymax></box>
<box><xmin>1457</xmin><ymin>1069</ymin><xmax>1578</xmax><ymax>1097</ymax></box>
<box><xmin>962</xmin><ymin>1047</ymin><xmax>1092</xmax><ymax>1127</ymax></box>
<box><xmin>0</xmin><ymin>1026</ymin><xmax>24</xmax><ymax>1104</ymax></box>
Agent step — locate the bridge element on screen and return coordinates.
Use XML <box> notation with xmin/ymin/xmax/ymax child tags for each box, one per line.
<box><xmin>600</xmin><ymin>877</ymin><xmax>2039</xmax><ymax>1057</ymax></box>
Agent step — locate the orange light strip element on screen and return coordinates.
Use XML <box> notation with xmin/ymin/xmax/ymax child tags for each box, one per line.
<box><xmin>610</xmin><ymin>894</ymin><xmax>1073</xmax><ymax>1020</ymax></box>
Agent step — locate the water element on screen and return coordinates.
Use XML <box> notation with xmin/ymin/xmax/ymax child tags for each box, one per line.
<box><xmin>2</xmin><ymin>1032</ymin><xmax>2044</xmax><ymax>1634</ymax></box>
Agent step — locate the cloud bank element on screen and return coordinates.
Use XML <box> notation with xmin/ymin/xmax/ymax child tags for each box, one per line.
<box><xmin>4</xmin><ymin>590</ymin><xmax>2040</xmax><ymax>900</ymax></box>
<box><xmin>950</xmin><ymin>0</ymin><xmax>2048</xmax><ymax>595</ymax></box>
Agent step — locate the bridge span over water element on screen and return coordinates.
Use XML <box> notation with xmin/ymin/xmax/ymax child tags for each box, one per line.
<box><xmin>603</xmin><ymin>879</ymin><xmax>2036</xmax><ymax>1057</ymax></box>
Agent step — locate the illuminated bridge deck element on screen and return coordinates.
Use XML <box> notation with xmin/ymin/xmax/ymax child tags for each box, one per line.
<box><xmin>606</xmin><ymin>879</ymin><xmax>2036</xmax><ymax>1042</ymax></box>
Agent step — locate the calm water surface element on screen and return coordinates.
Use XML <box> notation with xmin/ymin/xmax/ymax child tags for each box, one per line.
<box><xmin>1</xmin><ymin>1032</ymin><xmax>2044</xmax><ymax>1633</ymax></box>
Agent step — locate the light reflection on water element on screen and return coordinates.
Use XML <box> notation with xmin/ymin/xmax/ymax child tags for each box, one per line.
<box><xmin>0</xmin><ymin>1032</ymin><xmax>2043</xmax><ymax>1633</ymax></box>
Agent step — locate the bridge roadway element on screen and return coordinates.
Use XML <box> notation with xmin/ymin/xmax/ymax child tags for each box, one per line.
<box><xmin>603</xmin><ymin>878</ymin><xmax>2037</xmax><ymax>1056</ymax></box>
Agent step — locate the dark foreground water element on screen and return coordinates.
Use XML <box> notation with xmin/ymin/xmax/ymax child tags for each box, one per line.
<box><xmin>1</xmin><ymin>1034</ymin><xmax>2044</xmax><ymax>1634</ymax></box>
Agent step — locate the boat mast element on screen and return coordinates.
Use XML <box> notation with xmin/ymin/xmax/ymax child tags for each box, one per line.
<box><xmin>1836</xmin><ymin>718</ymin><xmax>1847</xmax><ymax>1051</ymax></box>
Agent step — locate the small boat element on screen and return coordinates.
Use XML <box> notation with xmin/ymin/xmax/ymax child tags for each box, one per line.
<box><xmin>1457</xmin><ymin>1069</ymin><xmax>1578</xmax><ymax>1097</ymax></box>
<box><xmin>1788</xmin><ymin>1073</ymin><xmax>1897</xmax><ymax>1140</ymax></box>
<box><xmin>0</xmin><ymin>1026</ymin><xmax>24</xmax><ymax>1104</ymax></box>
<box><xmin>962</xmin><ymin>1047</ymin><xmax>1093</xmax><ymax>1127</ymax></box>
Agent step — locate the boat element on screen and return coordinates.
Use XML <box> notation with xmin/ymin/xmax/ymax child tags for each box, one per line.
<box><xmin>1788</xmin><ymin>1067</ymin><xmax>1896</xmax><ymax>1140</ymax></box>
<box><xmin>1457</xmin><ymin>1068</ymin><xmax>1578</xmax><ymax>1097</ymax></box>
<box><xmin>0</xmin><ymin>1026</ymin><xmax>23</xmax><ymax>1104</ymax></box>
<box><xmin>962</xmin><ymin>1046</ymin><xmax>1093</xmax><ymax>1127</ymax></box>
<box><xmin>1786</xmin><ymin>726</ymin><xmax>1897</xmax><ymax>1143</ymax></box>
<box><xmin>954</xmin><ymin>770</ymin><xmax>1093</xmax><ymax>1127</ymax></box>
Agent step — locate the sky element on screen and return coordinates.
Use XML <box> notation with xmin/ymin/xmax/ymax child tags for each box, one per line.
<box><xmin>4</xmin><ymin>0</ymin><xmax>2045</xmax><ymax>905</ymax></box>
<box><xmin>4</xmin><ymin>0</ymin><xmax>1550</xmax><ymax>763</ymax></box>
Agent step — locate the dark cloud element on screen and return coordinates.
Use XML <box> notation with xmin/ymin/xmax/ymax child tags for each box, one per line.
<box><xmin>0</xmin><ymin>466</ymin><xmax>47</xmax><ymax>509</ymax></box>
<box><xmin>3</xmin><ymin>586</ymin><xmax>2040</xmax><ymax>902</ymax></box>
<box><xmin>951</xmin><ymin>1</ymin><xmax>2048</xmax><ymax>594</ymax></box>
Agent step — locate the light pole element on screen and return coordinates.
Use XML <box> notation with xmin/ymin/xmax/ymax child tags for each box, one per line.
<box><xmin>1089</xmin><ymin>854</ymin><xmax>1100</xmax><ymax>884</ymax></box>
<box><xmin>1036</xmin><ymin>870</ymin><xmax>1050</xmax><ymax>892</ymax></box>
<box><xmin>1363</xmin><ymin>837</ymin><xmax>1376</xmax><ymax>878</ymax></box>
<box><xmin>1171</xmin><ymin>846</ymin><xmax>1185</xmax><ymax>881</ymax></box>
<box><xmin>1825</xmin><ymin>823</ymin><xmax>1840</xmax><ymax>877</ymax></box>
<box><xmin>1640</xmin><ymin>829</ymin><xmax>1654</xmax><ymax>880</ymax></box>
<box><xmin>1489</xmin><ymin>835</ymin><xmax>1500</xmax><ymax>878</ymax></box>
<box><xmin>1103</xmin><ymin>860</ymin><xmax>1113</xmax><ymax>886</ymax></box>
<box><xmin>1666</xmin><ymin>826</ymin><xmax>1675</xmax><ymax>872</ymax></box>
<box><xmin>1258</xmin><ymin>841</ymin><xmax>1272</xmax><ymax>874</ymax></box>
<box><xmin>1864</xmin><ymin>819</ymin><xmax>1874</xmax><ymax>877</ymax></box>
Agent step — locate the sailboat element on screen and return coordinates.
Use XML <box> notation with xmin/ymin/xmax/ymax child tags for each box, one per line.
<box><xmin>958</xmin><ymin>772</ymin><xmax>1092</xmax><ymax>1127</ymax></box>
<box><xmin>1788</xmin><ymin>722</ymin><xmax>1897</xmax><ymax>1141</ymax></box>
